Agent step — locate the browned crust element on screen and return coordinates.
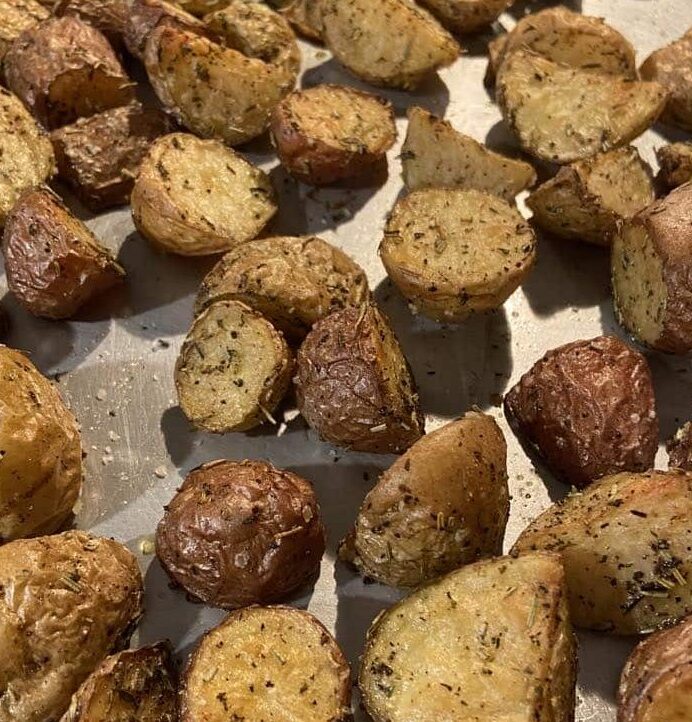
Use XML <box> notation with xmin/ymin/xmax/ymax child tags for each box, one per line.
<box><xmin>657</xmin><ymin>143</ymin><xmax>692</xmax><ymax>189</ymax></box>
<box><xmin>53</xmin><ymin>0</ymin><xmax>129</xmax><ymax>44</ymax></box>
<box><xmin>668</xmin><ymin>422</ymin><xmax>692</xmax><ymax>471</ymax></box>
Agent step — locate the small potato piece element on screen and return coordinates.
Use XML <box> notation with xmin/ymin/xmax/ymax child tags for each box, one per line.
<box><xmin>380</xmin><ymin>188</ymin><xmax>537</xmax><ymax>323</ymax></box>
<box><xmin>181</xmin><ymin>606</ymin><xmax>351</xmax><ymax>722</ymax></box>
<box><xmin>156</xmin><ymin>459</ymin><xmax>325</xmax><ymax>608</ymax></box>
<box><xmin>497</xmin><ymin>51</ymin><xmax>667</xmax><ymax>164</ymax></box>
<box><xmin>668</xmin><ymin>422</ymin><xmax>692</xmax><ymax>471</ymax></box>
<box><xmin>657</xmin><ymin>142</ymin><xmax>692</xmax><ymax>189</ymax></box>
<box><xmin>504</xmin><ymin>335</ymin><xmax>658</xmax><ymax>489</ymax></box>
<box><xmin>0</xmin><ymin>0</ymin><xmax>48</xmax><ymax>62</ymax></box>
<box><xmin>360</xmin><ymin>553</ymin><xmax>577</xmax><ymax>722</ymax></box>
<box><xmin>271</xmin><ymin>84</ymin><xmax>397</xmax><ymax>186</ymax></box>
<box><xmin>4</xmin><ymin>17</ymin><xmax>135</xmax><ymax>130</ymax></box>
<box><xmin>527</xmin><ymin>146</ymin><xmax>655</xmax><ymax>246</ymax></box>
<box><xmin>512</xmin><ymin>470</ymin><xmax>692</xmax><ymax>635</ymax></box>
<box><xmin>54</xmin><ymin>0</ymin><xmax>129</xmax><ymax>43</ymax></box>
<box><xmin>61</xmin><ymin>643</ymin><xmax>177</xmax><ymax>722</ymax></box>
<box><xmin>401</xmin><ymin>106</ymin><xmax>536</xmax><ymax>201</ymax></box>
<box><xmin>340</xmin><ymin>411</ymin><xmax>509</xmax><ymax>588</ymax></box>
<box><xmin>416</xmin><ymin>0</ymin><xmax>512</xmax><ymax>34</ymax></box>
<box><xmin>175</xmin><ymin>300</ymin><xmax>293</xmax><ymax>432</ymax></box>
<box><xmin>3</xmin><ymin>188</ymin><xmax>125</xmax><ymax>319</ymax></box>
<box><xmin>0</xmin><ymin>531</ymin><xmax>144</xmax><ymax>722</ymax></box>
<box><xmin>611</xmin><ymin>182</ymin><xmax>692</xmax><ymax>354</ymax></box>
<box><xmin>320</xmin><ymin>0</ymin><xmax>460</xmax><ymax>90</ymax></box>
<box><xmin>131</xmin><ymin>133</ymin><xmax>277</xmax><ymax>256</ymax></box>
<box><xmin>194</xmin><ymin>235</ymin><xmax>369</xmax><ymax>342</ymax></box>
<box><xmin>268</xmin><ymin>0</ymin><xmax>323</xmax><ymax>41</ymax></box>
<box><xmin>295</xmin><ymin>303</ymin><xmax>424</xmax><ymax>454</ymax></box>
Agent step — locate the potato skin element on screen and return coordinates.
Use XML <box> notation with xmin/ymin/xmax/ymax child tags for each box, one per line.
<box><xmin>504</xmin><ymin>335</ymin><xmax>658</xmax><ymax>489</ymax></box>
<box><xmin>156</xmin><ymin>459</ymin><xmax>326</xmax><ymax>609</ymax></box>
<box><xmin>270</xmin><ymin>0</ymin><xmax>323</xmax><ymax>41</ymax></box>
<box><xmin>416</xmin><ymin>0</ymin><xmax>512</xmax><ymax>34</ymax></box>
<box><xmin>0</xmin><ymin>0</ymin><xmax>49</xmax><ymax>62</ymax></box>
<box><xmin>54</xmin><ymin>0</ymin><xmax>129</xmax><ymax>44</ymax></box>
<box><xmin>668</xmin><ymin>422</ymin><xmax>692</xmax><ymax>471</ymax></box>
<box><xmin>657</xmin><ymin>142</ymin><xmax>692</xmax><ymax>190</ymax></box>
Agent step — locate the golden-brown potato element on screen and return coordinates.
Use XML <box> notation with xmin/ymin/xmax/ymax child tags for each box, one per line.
<box><xmin>319</xmin><ymin>0</ymin><xmax>460</xmax><ymax>90</ymax></box>
<box><xmin>295</xmin><ymin>303</ymin><xmax>424</xmax><ymax>454</ymax></box>
<box><xmin>131</xmin><ymin>133</ymin><xmax>277</xmax><ymax>256</ymax></box>
<box><xmin>484</xmin><ymin>32</ymin><xmax>506</xmax><ymax>86</ymax></box>
<box><xmin>194</xmin><ymin>235</ymin><xmax>369</xmax><ymax>342</ymax></box>
<box><xmin>61</xmin><ymin>643</ymin><xmax>177</xmax><ymax>722</ymax></box>
<box><xmin>340</xmin><ymin>411</ymin><xmax>509</xmax><ymax>588</ymax></box>
<box><xmin>172</xmin><ymin>0</ymin><xmax>226</xmax><ymax>17</ymax></box>
<box><xmin>380</xmin><ymin>187</ymin><xmax>537</xmax><ymax>323</ymax></box>
<box><xmin>657</xmin><ymin>142</ymin><xmax>692</xmax><ymax>189</ymax></box>
<box><xmin>611</xmin><ymin>182</ymin><xmax>692</xmax><ymax>354</ymax></box>
<box><xmin>416</xmin><ymin>0</ymin><xmax>512</xmax><ymax>34</ymax></box>
<box><xmin>668</xmin><ymin>422</ymin><xmax>692</xmax><ymax>471</ymax></box>
<box><xmin>512</xmin><ymin>469</ymin><xmax>692</xmax><ymax>635</ymax></box>
<box><xmin>401</xmin><ymin>106</ymin><xmax>536</xmax><ymax>200</ymax></box>
<box><xmin>156</xmin><ymin>459</ymin><xmax>325</xmax><ymax>608</ymax></box>
<box><xmin>3</xmin><ymin>187</ymin><xmax>125</xmax><ymax>319</ymax></box>
<box><xmin>497</xmin><ymin>50</ymin><xmax>667</xmax><ymax>164</ymax></box>
<box><xmin>268</xmin><ymin>0</ymin><xmax>323</xmax><ymax>41</ymax></box>
<box><xmin>360</xmin><ymin>553</ymin><xmax>577</xmax><ymax>722</ymax></box>
<box><xmin>181</xmin><ymin>606</ymin><xmax>351</xmax><ymax>722</ymax></box>
<box><xmin>0</xmin><ymin>0</ymin><xmax>48</xmax><ymax>62</ymax></box>
<box><xmin>0</xmin><ymin>347</ymin><xmax>82</xmax><ymax>542</ymax></box>
<box><xmin>527</xmin><ymin>146</ymin><xmax>655</xmax><ymax>246</ymax></box>
<box><xmin>175</xmin><ymin>300</ymin><xmax>294</xmax><ymax>433</ymax></box>
<box><xmin>4</xmin><ymin>17</ymin><xmax>135</xmax><ymax>130</ymax></box>
<box><xmin>0</xmin><ymin>531</ymin><xmax>144</xmax><ymax>722</ymax></box>
<box><xmin>53</xmin><ymin>0</ymin><xmax>129</xmax><ymax>43</ymax></box>
<box><xmin>271</xmin><ymin>84</ymin><xmax>396</xmax><ymax>186</ymax></box>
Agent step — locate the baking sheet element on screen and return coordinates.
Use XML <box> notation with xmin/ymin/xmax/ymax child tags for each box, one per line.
<box><xmin>3</xmin><ymin>0</ymin><xmax>692</xmax><ymax>718</ymax></box>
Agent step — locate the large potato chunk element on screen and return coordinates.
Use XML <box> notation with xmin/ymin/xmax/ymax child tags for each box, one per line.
<box><xmin>497</xmin><ymin>51</ymin><xmax>667</xmax><ymax>164</ymax></box>
<box><xmin>416</xmin><ymin>0</ymin><xmax>511</xmax><ymax>34</ymax></box>
<box><xmin>360</xmin><ymin>553</ymin><xmax>577</xmax><ymax>722</ymax></box>
<box><xmin>668</xmin><ymin>422</ymin><xmax>692</xmax><ymax>471</ymax></box>
<box><xmin>611</xmin><ymin>182</ymin><xmax>692</xmax><ymax>354</ymax></box>
<box><xmin>0</xmin><ymin>0</ymin><xmax>48</xmax><ymax>62</ymax></box>
<box><xmin>0</xmin><ymin>531</ymin><xmax>144</xmax><ymax>722</ymax></box>
<box><xmin>380</xmin><ymin>187</ymin><xmax>536</xmax><ymax>323</ymax></box>
<box><xmin>657</xmin><ymin>142</ymin><xmax>692</xmax><ymax>189</ymax></box>
<box><xmin>513</xmin><ymin>469</ymin><xmax>692</xmax><ymax>635</ymax></box>
<box><xmin>340</xmin><ymin>411</ymin><xmax>509</xmax><ymax>587</ymax></box>
<box><xmin>54</xmin><ymin>0</ymin><xmax>129</xmax><ymax>43</ymax></box>
<box><xmin>319</xmin><ymin>0</ymin><xmax>460</xmax><ymax>90</ymax></box>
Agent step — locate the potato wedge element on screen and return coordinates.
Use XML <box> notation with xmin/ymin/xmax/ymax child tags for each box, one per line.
<box><xmin>194</xmin><ymin>235</ymin><xmax>369</xmax><ymax>342</ymax></box>
<box><xmin>611</xmin><ymin>182</ymin><xmax>692</xmax><ymax>353</ymax></box>
<box><xmin>320</xmin><ymin>0</ymin><xmax>460</xmax><ymax>90</ymax></box>
<box><xmin>527</xmin><ymin>146</ymin><xmax>655</xmax><ymax>246</ymax></box>
<box><xmin>657</xmin><ymin>142</ymin><xmax>692</xmax><ymax>189</ymax></box>
<box><xmin>416</xmin><ymin>0</ymin><xmax>512</xmax><ymax>34</ymax></box>
<box><xmin>497</xmin><ymin>50</ymin><xmax>667</xmax><ymax>164</ymax></box>
<box><xmin>268</xmin><ymin>0</ymin><xmax>323</xmax><ymax>41</ymax></box>
<box><xmin>53</xmin><ymin>0</ymin><xmax>129</xmax><ymax>43</ymax></box>
<box><xmin>401</xmin><ymin>106</ymin><xmax>536</xmax><ymax>200</ymax></box>
<box><xmin>0</xmin><ymin>0</ymin><xmax>48</xmax><ymax>62</ymax></box>
<box><xmin>181</xmin><ymin>606</ymin><xmax>351</xmax><ymax>722</ymax></box>
<box><xmin>359</xmin><ymin>553</ymin><xmax>577</xmax><ymax>722</ymax></box>
<box><xmin>131</xmin><ymin>133</ymin><xmax>277</xmax><ymax>256</ymax></box>
<box><xmin>668</xmin><ymin>422</ymin><xmax>692</xmax><ymax>471</ymax></box>
<box><xmin>380</xmin><ymin>187</ymin><xmax>536</xmax><ymax>323</ymax></box>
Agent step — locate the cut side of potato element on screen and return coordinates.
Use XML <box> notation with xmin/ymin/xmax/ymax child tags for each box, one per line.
<box><xmin>359</xmin><ymin>553</ymin><xmax>577</xmax><ymax>722</ymax></box>
<box><xmin>0</xmin><ymin>0</ymin><xmax>49</xmax><ymax>62</ymax></box>
<box><xmin>416</xmin><ymin>0</ymin><xmax>512</xmax><ymax>34</ymax></box>
<box><xmin>668</xmin><ymin>422</ymin><xmax>692</xmax><ymax>471</ymax></box>
<box><xmin>497</xmin><ymin>50</ymin><xmax>667</xmax><ymax>163</ymax></box>
<box><xmin>657</xmin><ymin>142</ymin><xmax>692</xmax><ymax>189</ymax></box>
<box><xmin>380</xmin><ymin>187</ymin><xmax>536</xmax><ymax>322</ymax></box>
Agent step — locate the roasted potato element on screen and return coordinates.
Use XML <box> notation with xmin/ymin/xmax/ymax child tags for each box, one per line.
<box><xmin>0</xmin><ymin>531</ymin><xmax>144</xmax><ymax>722</ymax></box>
<box><xmin>53</xmin><ymin>0</ymin><xmax>129</xmax><ymax>43</ymax></box>
<box><xmin>295</xmin><ymin>303</ymin><xmax>424</xmax><ymax>454</ymax></box>
<box><xmin>484</xmin><ymin>32</ymin><xmax>506</xmax><ymax>86</ymax></box>
<box><xmin>268</xmin><ymin>0</ymin><xmax>323</xmax><ymax>41</ymax></box>
<box><xmin>175</xmin><ymin>300</ymin><xmax>293</xmax><ymax>432</ymax></box>
<box><xmin>4</xmin><ymin>17</ymin><xmax>135</xmax><ymax>130</ymax></box>
<box><xmin>504</xmin><ymin>335</ymin><xmax>658</xmax><ymax>489</ymax></box>
<box><xmin>527</xmin><ymin>146</ymin><xmax>655</xmax><ymax>246</ymax></box>
<box><xmin>181</xmin><ymin>606</ymin><xmax>351</xmax><ymax>722</ymax></box>
<box><xmin>171</xmin><ymin>0</ymin><xmax>226</xmax><ymax>17</ymax></box>
<box><xmin>497</xmin><ymin>50</ymin><xmax>667</xmax><ymax>164</ymax></box>
<box><xmin>61</xmin><ymin>643</ymin><xmax>177</xmax><ymax>722</ymax></box>
<box><xmin>0</xmin><ymin>0</ymin><xmax>48</xmax><ymax>62</ymax></box>
<box><xmin>668</xmin><ymin>422</ymin><xmax>692</xmax><ymax>471</ymax></box>
<box><xmin>3</xmin><ymin>187</ymin><xmax>125</xmax><ymax>319</ymax></box>
<box><xmin>131</xmin><ymin>133</ymin><xmax>277</xmax><ymax>256</ymax></box>
<box><xmin>360</xmin><ymin>553</ymin><xmax>577</xmax><ymax>722</ymax></box>
<box><xmin>319</xmin><ymin>0</ymin><xmax>460</xmax><ymax>90</ymax></box>
<box><xmin>156</xmin><ymin>459</ymin><xmax>325</xmax><ymax>608</ymax></box>
<box><xmin>416</xmin><ymin>0</ymin><xmax>512</xmax><ymax>34</ymax></box>
<box><xmin>611</xmin><ymin>182</ymin><xmax>692</xmax><ymax>354</ymax></box>
<box><xmin>194</xmin><ymin>235</ymin><xmax>369</xmax><ymax>342</ymax></box>
<box><xmin>339</xmin><ymin>411</ymin><xmax>509</xmax><ymax>588</ymax></box>
<box><xmin>380</xmin><ymin>187</ymin><xmax>537</xmax><ymax>323</ymax></box>
<box><xmin>270</xmin><ymin>84</ymin><xmax>397</xmax><ymax>186</ymax></box>
<box><xmin>401</xmin><ymin>106</ymin><xmax>536</xmax><ymax>201</ymax></box>
<box><xmin>657</xmin><ymin>142</ymin><xmax>692</xmax><ymax>190</ymax></box>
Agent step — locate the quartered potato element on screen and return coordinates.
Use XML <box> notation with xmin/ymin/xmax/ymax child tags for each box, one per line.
<box><xmin>527</xmin><ymin>146</ymin><xmax>655</xmax><ymax>246</ymax></box>
<box><xmin>175</xmin><ymin>299</ymin><xmax>293</xmax><ymax>433</ymax></box>
<box><xmin>194</xmin><ymin>235</ymin><xmax>369</xmax><ymax>342</ymax></box>
<box><xmin>512</xmin><ymin>469</ymin><xmax>692</xmax><ymax>635</ymax></box>
<box><xmin>0</xmin><ymin>0</ymin><xmax>48</xmax><ymax>62</ymax></box>
<box><xmin>380</xmin><ymin>187</ymin><xmax>537</xmax><ymax>323</ymax></box>
<box><xmin>271</xmin><ymin>84</ymin><xmax>397</xmax><ymax>186</ymax></box>
<box><xmin>401</xmin><ymin>106</ymin><xmax>536</xmax><ymax>201</ymax></box>
<box><xmin>417</xmin><ymin>0</ymin><xmax>512</xmax><ymax>34</ymax></box>
<box><xmin>131</xmin><ymin>133</ymin><xmax>277</xmax><ymax>256</ymax></box>
<box><xmin>319</xmin><ymin>0</ymin><xmax>460</xmax><ymax>90</ymax></box>
<box><xmin>54</xmin><ymin>0</ymin><xmax>129</xmax><ymax>43</ymax></box>
<box><xmin>611</xmin><ymin>182</ymin><xmax>692</xmax><ymax>354</ymax></box>
<box><xmin>340</xmin><ymin>411</ymin><xmax>509</xmax><ymax>588</ymax></box>
<box><xmin>181</xmin><ymin>606</ymin><xmax>351</xmax><ymax>722</ymax></box>
<box><xmin>668</xmin><ymin>422</ymin><xmax>692</xmax><ymax>471</ymax></box>
<box><xmin>268</xmin><ymin>0</ymin><xmax>323</xmax><ymax>41</ymax></box>
<box><xmin>657</xmin><ymin>142</ymin><xmax>692</xmax><ymax>189</ymax></box>
<box><xmin>360</xmin><ymin>553</ymin><xmax>577</xmax><ymax>722</ymax></box>
<box><xmin>497</xmin><ymin>51</ymin><xmax>667</xmax><ymax>164</ymax></box>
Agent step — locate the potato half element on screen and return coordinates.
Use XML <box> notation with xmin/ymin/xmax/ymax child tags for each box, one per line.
<box><xmin>657</xmin><ymin>142</ymin><xmax>692</xmax><ymax>189</ymax></box>
<box><xmin>668</xmin><ymin>422</ymin><xmax>692</xmax><ymax>471</ymax></box>
<box><xmin>0</xmin><ymin>0</ymin><xmax>48</xmax><ymax>62</ymax></box>
<box><xmin>416</xmin><ymin>0</ymin><xmax>512</xmax><ymax>34</ymax></box>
